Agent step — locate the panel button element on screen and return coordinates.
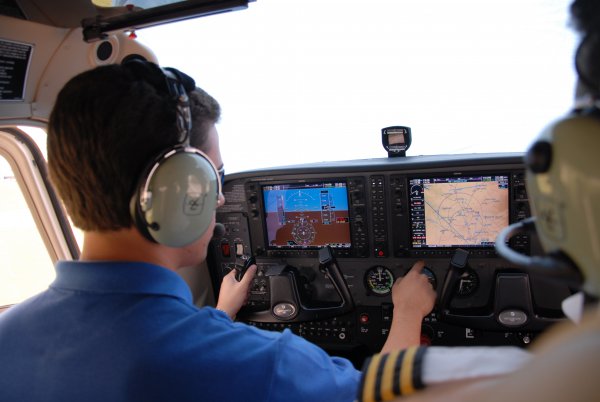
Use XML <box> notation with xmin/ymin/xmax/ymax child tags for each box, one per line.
<box><xmin>498</xmin><ymin>309</ymin><xmax>528</xmax><ymax>327</ymax></box>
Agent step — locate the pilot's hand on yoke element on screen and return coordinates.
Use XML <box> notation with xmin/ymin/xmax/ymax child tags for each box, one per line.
<box><xmin>216</xmin><ymin>265</ymin><xmax>257</xmax><ymax>320</ymax></box>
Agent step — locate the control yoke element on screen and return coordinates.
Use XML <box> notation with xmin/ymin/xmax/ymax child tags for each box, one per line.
<box><xmin>438</xmin><ymin>247</ymin><xmax>566</xmax><ymax>331</ymax></box>
<box><xmin>317</xmin><ymin>246</ymin><xmax>355</xmax><ymax>315</ymax></box>
<box><xmin>240</xmin><ymin>246</ymin><xmax>355</xmax><ymax>323</ymax></box>
<box><xmin>437</xmin><ymin>248</ymin><xmax>470</xmax><ymax>315</ymax></box>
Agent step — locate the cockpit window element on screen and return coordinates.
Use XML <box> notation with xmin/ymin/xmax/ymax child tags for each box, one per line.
<box><xmin>135</xmin><ymin>0</ymin><xmax>577</xmax><ymax>173</ymax></box>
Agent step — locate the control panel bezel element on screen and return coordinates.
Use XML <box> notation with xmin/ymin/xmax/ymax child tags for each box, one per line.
<box><xmin>232</xmin><ymin>168</ymin><xmax>530</xmax><ymax>261</ymax></box>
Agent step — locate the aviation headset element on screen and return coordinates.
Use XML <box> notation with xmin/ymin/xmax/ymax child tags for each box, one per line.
<box><xmin>495</xmin><ymin>19</ymin><xmax>600</xmax><ymax>296</ymax></box>
<box><xmin>125</xmin><ymin>59</ymin><xmax>222</xmax><ymax>248</ymax></box>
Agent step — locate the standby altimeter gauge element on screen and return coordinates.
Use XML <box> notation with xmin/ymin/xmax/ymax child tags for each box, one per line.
<box><xmin>365</xmin><ymin>266</ymin><xmax>395</xmax><ymax>296</ymax></box>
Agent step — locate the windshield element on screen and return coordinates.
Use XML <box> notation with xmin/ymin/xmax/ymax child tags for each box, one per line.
<box><xmin>135</xmin><ymin>0</ymin><xmax>577</xmax><ymax>173</ymax></box>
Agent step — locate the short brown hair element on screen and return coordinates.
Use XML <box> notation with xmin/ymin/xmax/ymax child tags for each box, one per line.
<box><xmin>48</xmin><ymin>63</ymin><xmax>221</xmax><ymax>231</ymax></box>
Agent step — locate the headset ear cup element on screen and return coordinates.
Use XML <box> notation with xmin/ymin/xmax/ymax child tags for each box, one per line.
<box><xmin>124</xmin><ymin>61</ymin><xmax>219</xmax><ymax>247</ymax></box>
<box><xmin>575</xmin><ymin>32</ymin><xmax>600</xmax><ymax>97</ymax></box>
<box><xmin>525</xmin><ymin>113</ymin><xmax>600</xmax><ymax>292</ymax></box>
<box><xmin>133</xmin><ymin>148</ymin><xmax>220</xmax><ymax>247</ymax></box>
<box><xmin>130</xmin><ymin>184</ymin><xmax>156</xmax><ymax>243</ymax></box>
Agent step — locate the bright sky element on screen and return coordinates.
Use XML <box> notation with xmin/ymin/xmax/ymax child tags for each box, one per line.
<box><xmin>136</xmin><ymin>0</ymin><xmax>577</xmax><ymax>173</ymax></box>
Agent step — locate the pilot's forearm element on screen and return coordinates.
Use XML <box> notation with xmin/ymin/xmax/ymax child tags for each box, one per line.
<box><xmin>381</xmin><ymin>310</ymin><xmax>423</xmax><ymax>353</ymax></box>
<box><xmin>359</xmin><ymin>345</ymin><xmax>532</xmax><ymax>402</ymax></box>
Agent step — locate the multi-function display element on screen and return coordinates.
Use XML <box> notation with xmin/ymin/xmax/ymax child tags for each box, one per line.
<box><xmin>409</xmin><ymin>175</ymin><xmax>509</xmax><ymax>248</ymax></box>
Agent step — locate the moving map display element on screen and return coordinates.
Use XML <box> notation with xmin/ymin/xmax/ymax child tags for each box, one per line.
<box><xmin>262</xmin><ymin>181</ymin><xmax>351</xmax><ymax>249</ymax></box>
<box><xmin>409</xmin><ymin>175</ymin><xmax>509</xmax><ymax>248</ymax></box>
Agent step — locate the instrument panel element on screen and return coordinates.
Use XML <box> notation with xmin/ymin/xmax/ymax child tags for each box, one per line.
<box><xmin>208</xmin><ymin>154</ymin><xmax>574</xmax><ymax>365</ymax></box>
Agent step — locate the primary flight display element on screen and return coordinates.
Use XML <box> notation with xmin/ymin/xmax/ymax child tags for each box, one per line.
<box><xmin>262</xmin><ymin>181</ymin><xmax>351</xmax><ymax>249</ymax></box>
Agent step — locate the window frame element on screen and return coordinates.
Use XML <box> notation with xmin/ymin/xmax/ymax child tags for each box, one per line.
<box><xmin>0</xmin><ymin>125</ymin><xmax>79</xmax><ymax>267</ymax></box>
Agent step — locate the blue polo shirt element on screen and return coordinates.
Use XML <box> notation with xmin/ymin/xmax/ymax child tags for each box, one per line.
<box><xmin>0</xmin><ymin>261</ymin><xmax>360</xmax><ymax>402</ymax></box>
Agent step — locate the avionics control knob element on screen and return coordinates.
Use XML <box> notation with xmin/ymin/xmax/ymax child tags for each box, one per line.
<box><xmin>421</xmin><ymin>266</ymin><xmax>437</xmax><ymax>290</ymax></box>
